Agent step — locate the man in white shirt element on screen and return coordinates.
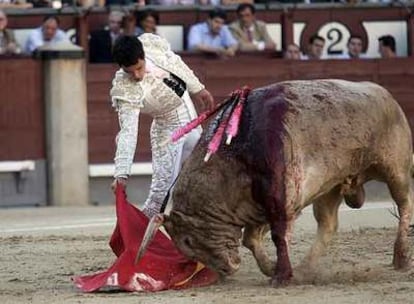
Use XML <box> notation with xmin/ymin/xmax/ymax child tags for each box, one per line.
<box><xmin>110</xmin><ymin>34</ymin><xmax>214</xmax><ymax>218</ymax></box>
<box><xmin>302</xmin><ymin>34</ymin><xmax>325</xmax><ymax>60</ymax></box>
<box><xmin>334</xmin><ymin>34</ymin><xmax>366</xmax><ymax>59</ymax></box>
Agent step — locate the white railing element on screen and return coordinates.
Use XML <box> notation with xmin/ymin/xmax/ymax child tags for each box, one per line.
<box><xmin>88</xmin><ymin>163</ymin><xmax>152</xmax><ymax>177</ymax></box>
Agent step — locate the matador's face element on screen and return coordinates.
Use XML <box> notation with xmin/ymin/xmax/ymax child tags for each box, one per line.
<box><xmin>122</xmin><ymin>59</ymin><xmax>146</xmax><ymax>82</ymax></box>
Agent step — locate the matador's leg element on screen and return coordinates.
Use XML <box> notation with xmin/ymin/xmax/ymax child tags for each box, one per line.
<box><xmin>142</xmin><ymin>101</ymin><xmax>201</xmax><ymax>218</ymax></box>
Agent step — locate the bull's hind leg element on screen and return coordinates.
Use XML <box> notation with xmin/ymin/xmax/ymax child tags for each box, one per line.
<box><xmin>299</xmin><ymin>187</ymin><xmax>342</xmax><ymax>270</ymax></box>
<box><xmin>243</xmin><ymin>224</ymin><xmax>275</xmax><ymax>277</ymax></box>
<box><xmin>386</xmin><ymin>172</ymin><xmax>413</xmax><ymax>270</ymax></box>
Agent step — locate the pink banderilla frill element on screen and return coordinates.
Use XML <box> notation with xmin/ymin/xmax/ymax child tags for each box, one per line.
<box><xmin>170</xmin><ymin>86</ymin><xmax>251</xmax><ymax>162</ymax></box>
<box><xmin>204</xmin><ymin>116</ymin><xmax>229</xmax><ymax>162</ymax></box>
<box><xmin>225</xmin><ymin>87</ymin><xmax>251</xmax><ymax>145</ymax></box>
<box><xmin>171</xmin><ymin>111</ymin><xmax>211</xmax><ymax>143</ymax></box>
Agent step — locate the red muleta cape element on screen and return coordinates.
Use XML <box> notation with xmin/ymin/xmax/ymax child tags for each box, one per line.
<box><xmin>73</xmin><ymin>184</ymin><xmax>219</xmax><ymax>292</ymax></box>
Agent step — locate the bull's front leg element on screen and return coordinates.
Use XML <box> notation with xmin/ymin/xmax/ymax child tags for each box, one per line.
<box><xmin>243</xmin><ymin>224</ymin><xmax>275</xmax><ymax>277</ymax></box>
<box><xmin>269</xmin><ymin>212</ymin><xmax>295</xmax><ymax>287</ymax></box>
<box><xmin>252</xmin><ymin>177</ymin><xmax>294</xmax><ymax>287</ymax></box>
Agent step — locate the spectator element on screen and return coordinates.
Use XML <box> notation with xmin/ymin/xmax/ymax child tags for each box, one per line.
<box><xmin>24</xmin><ymin>15</ymin><xmax>69</xmax><ymax>54</ymax></box>
<box><xmin>78</xmin><ymin>0</ymin><xmax>104</xmax><ymax>7</ymax></box>
<box><xmin>149</xmin><ymin>0</ymin><xmax>195</xmax><ymax>4</ymax></box>
<box><xmin>302</xmin><ymin>34</ymin><xmax>325</xmax><ymax>60</ymax></box>
<box><xmin>378</xmin><ymin>35</ymin><xmax>396</xmax><ymax>58</ymax></box>
<box><xmin>334</xmin><ymin>34</ymin><xmax>364</xmax><ymax>59</ymax></box>
<box><xmin>198</xmin><ymin>0</ymin><xmax>221</xmax><ymax>4</ymax></box>
<box><xmin>105</xmin><ymin>0</ymin><xmax>132</xmax><ymax>6</ymax></box>
<box><xmin>0</xmin><ymin>0</ymin><xmax>32</xmax><ymax>8</ymax></box>
<box><xmin>345</xmin><ymin>34</ymin><xmax>364</xmax><ymax>59</ymax></box>
<box><xmin>26</xmin><ymin>0</ymin><xmax>50</xmax><ymax>7</ymax></box>
<box><xmin>187</xmin><ymin>8</ymin><xmax>238</xmax><ymax>57</ymax></box>
<box><xmin>229</xmin><ymin>3</ymin><xmax>275</xmax><ymax>52</ymax></box>
<box><xmin>221</xmin><ymin>0</ymin><xmax>254</xmax><ymax>5</ymax></box>
<box><xmin>89</xmin><ymin>11</ymin><xmax>125</xmax><ymax>63</ymax></box>
<box><xmin>284</xmin><ymin>43</ymin><xmax>301</xmax><ymax>60</ymax></box>
<box><xmin>0</xmin><ymin>10</ymin><xmax>21</xmax><ymax>54</ymax></box>
<box><xmin>135</xmin><ymin>10</ymin><xmax>159</xmax><ymax>37</ymax></box>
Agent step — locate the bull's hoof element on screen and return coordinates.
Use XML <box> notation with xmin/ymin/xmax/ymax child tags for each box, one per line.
<box><xmin>293</xmin><ymin>264</ymin><xmax>317</xmax><ymax>284</ymax></box>
<box><xmin>270</xmin><ymin>272</ymin><xmax>292</xmax><ymax>288</ymax></box>
<box><xmin>258</xmin><ymin>259</ymin><xmax>276</xmax><ymax>277</ymax></box>
<box><xmin>393</xmin><ymin>254</ymin><xmax>412</xmax><ymax>271</ymax></box>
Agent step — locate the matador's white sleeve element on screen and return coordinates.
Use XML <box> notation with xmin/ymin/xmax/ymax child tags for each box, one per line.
<box><xmin>113</xmin><ymin>102</ymin><xmax>140</xmax><ymax>178</ymax></box>
<box><xmin>139</xmin><ymin>34</ymin><xmax>205</xmax><ymax>94</ymax></box>
<box><xmin>110</xmin><ymin>70</ymin><xmax>144</xmax><ymax>178</ymax></box>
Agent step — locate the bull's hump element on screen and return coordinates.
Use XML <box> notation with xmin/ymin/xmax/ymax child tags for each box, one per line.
<box><xmin>264</xmin><ymin>79</ymin><xmax>389</xmax><ymax>108</ymax></box>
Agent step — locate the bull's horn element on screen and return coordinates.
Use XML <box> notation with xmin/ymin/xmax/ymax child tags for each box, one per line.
<box><xmin>135</xmin><ymin>213</ymin><xmax>165</xmax><ymax>264</ymax></box>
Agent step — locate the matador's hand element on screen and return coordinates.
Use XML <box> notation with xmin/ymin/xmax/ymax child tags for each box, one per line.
<box><xmin>190</xmin><ymin>89</ymin><xmax>215</xmax><ymax>112</ymax></box>
<box><xmin>111</xmin><ymin>177</ymin><xmax>128</xmax><ymax>194</ymax></box>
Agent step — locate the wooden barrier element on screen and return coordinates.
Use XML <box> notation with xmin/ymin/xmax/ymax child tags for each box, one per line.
<box><xmin>1</xmin><ymin>55</ymin><xmax>413</xmax><ymax>164</ymax></box>
<box><xmin>0</xmin><ymin>56</ymin><xmax>45</xmax><ymax>161</ymax></box>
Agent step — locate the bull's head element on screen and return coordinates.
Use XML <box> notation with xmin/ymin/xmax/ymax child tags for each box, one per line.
<box><xmin>136</xmin><ymin>133</ymin><xmax>264</xmax><ymax>276</ymax></box>
<box><xmin>137</xmin><ymin>210</ymin><xmax>243</xmax><ymax>277</ymax></box>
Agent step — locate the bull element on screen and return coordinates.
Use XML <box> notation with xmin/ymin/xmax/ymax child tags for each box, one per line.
<box><xmin>139</xmin><ymin>79</ymin><xmax>413</xmax><ymax>286</ymax></box>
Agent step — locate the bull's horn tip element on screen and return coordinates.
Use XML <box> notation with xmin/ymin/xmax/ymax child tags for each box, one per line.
<box><xmin>226</xmin><ymin>135</ymin><xmax>232</xmax><ymax>145</ymax></box>
<box><xmin>204</xmin><ymin>152</ymin><xmax>212</xmax><ymax>162</ymax></box>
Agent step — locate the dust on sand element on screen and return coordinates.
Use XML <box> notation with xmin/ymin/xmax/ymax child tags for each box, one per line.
<box><xmin>1</xmin><ymin>226</ymin><xmax>414</xmax><ymax>304</ymax></box>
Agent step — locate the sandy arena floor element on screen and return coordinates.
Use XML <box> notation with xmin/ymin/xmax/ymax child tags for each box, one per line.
<box><xmin>1</xmin><ymin>202</ymin><xmax>414</xmax><ymax>304</ymax></box>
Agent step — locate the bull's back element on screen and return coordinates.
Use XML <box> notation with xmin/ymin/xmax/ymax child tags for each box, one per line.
<box><xmin>246</xmin><ymin>79</ymin><xmax>412</xmax><ymax>202</ymax></box>
<box><xmin>254</xmin><ymin>79</ymin><xmax>410</xmax><ymax>154</ymax></box>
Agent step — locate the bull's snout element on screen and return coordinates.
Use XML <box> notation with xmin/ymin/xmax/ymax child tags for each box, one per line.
<box><xmin>228</xmin><ymin>254</ymin><xmax>241</xmax><ymax>272</ymax></box>
<box><xmin>218</xmin><ymin>254</ymin><xmax>241</xmax><ymax>276</ymax></box>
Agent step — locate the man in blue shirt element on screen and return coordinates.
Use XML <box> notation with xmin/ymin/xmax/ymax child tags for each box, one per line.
<box><xmin>187</xmin><ymin>8</ymin><xmax>238</xmax><ymax>57</ymax></box>
<box><xmin>25</xmin><ymin>15</ymin><xmax>69</xmax><ymax>54</ymax></box>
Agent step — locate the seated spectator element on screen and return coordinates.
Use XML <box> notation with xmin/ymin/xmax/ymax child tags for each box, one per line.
<box><xmin>89</xmin><ymin>10</ymin><xmax>124</xmax><ymax>63</ymax></box>
<box><xmin>284</xmin><ymin>43</ymin><xmax>301</xmax><ymax>60</ymax></box>
<box><xmin>198</xmin><ymin>0</ymin><xmax>221</xmax><ymax>4</ymax></box>
<box><xmin>334</xmin><ymin>34</ymin><xmax>365</xmax><ymax>59</ymax></box>
<box><xmin>27</xmin><ymin>0</ymin><xmax>50</xmax><ymax>7</ymax></box>
<box><xmin>221</xmin><ymin>0</ymin><xmax>254</xmax><ymax>5</ymax></box>
<box><xmin>187</xmin><ymin>8</ymin><xmax>238</xmax><ymax>57</ymax></box>
<box><xmin>24</xmin><ymin>16</ymin><xmax>69</xmax><ymax>54</ymax></box>
<box><xmin>302</xmin><ymin>34</ymin><xmax>325</xmax><ymax>60</ymax></box>
<box><xmin>344</xmin><ymin>34</ymin><xmax>364</xmax><ymax>59</ymax></box>
<box><xmin>0</xmin><ymin>10</ymin><xmax>21</xmax><ymax>54</ymax></box>
<box><xmin>135</xmin><ymin>9</ymin><xmax>159</xmax><ymax>37</ymax></box>
<box><xmin>149</xmin><ymin>0</ymin><xmax>195</xmax><ymax>4</ymax></box>
<box><xmin>229</xmin><ymin>3</ymin><xmax>276</xmax><ymax>52</ymax></box>
<box><xmin>105</xmin><ymin>0</ymin><xmax>132</xmax><ymax>6</ymax></box>
<box><xmin>378</xmin><ymin>35</ymin><xmax>396</xmax><ymax>58</ymax></box>
<box><xmin>0</xmin><ymin>0</ymin><xmax>32</xmax><ymax>8</ymax></box>
<box><xmin>78</xmin><ymin>0</ymin><xmax>103</xmax><ymax>7</ymax></box>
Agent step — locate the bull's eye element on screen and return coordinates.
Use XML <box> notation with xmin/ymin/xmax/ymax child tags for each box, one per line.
<box><xmin>183</xmin><ymin>236</ymin><xmax>192</xmax><ymax>247</ymax></box>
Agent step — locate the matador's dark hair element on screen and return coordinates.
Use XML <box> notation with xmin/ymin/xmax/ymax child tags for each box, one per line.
<box><xmin>112</xmin><ymin>35</ymin><xmax>145</xmax><ymax>67</ymax></box>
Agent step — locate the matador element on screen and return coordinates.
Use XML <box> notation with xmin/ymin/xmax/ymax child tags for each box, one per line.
<box><xmin>110</xmin><ymin>34</ymin><xmax>214</xmax><ymax>218</ymax></box>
